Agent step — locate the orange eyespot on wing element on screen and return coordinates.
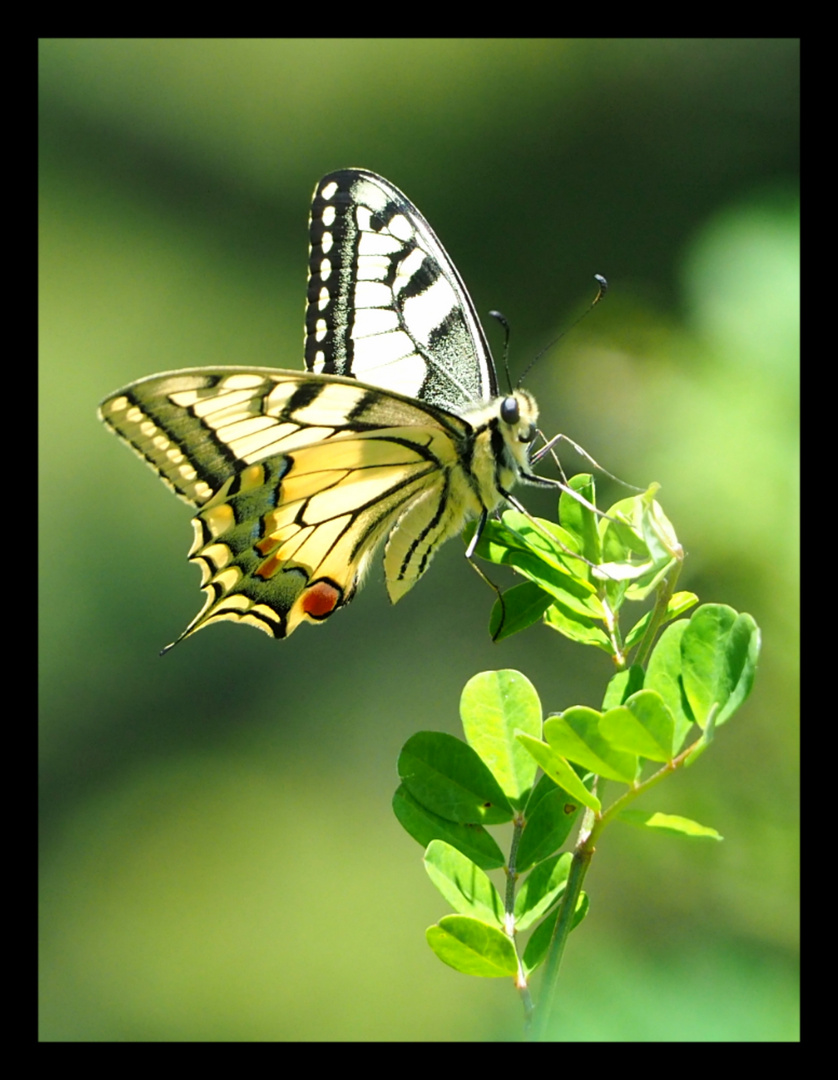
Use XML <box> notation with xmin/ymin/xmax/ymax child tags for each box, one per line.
<box><xmin>300</xmin><ymin>580</ymin><xmax>343</xmax><ymax>619</ymax></box>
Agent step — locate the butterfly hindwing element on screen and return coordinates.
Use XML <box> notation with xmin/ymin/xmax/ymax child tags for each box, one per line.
<box><xmin>100</xmin><ymin>367</ymin><xmax>486</xmax><ymax>643</ymax></box>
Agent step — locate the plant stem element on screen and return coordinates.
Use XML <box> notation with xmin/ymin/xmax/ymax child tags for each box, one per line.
<box><xmin>531</xmin><ymin>733</ymin><xmax>704</xmax><ymax>1039</ymax></box>
<box><xmin>505</xmin><ymin>815</ymin><xmax>523</xmax><ymax>914</ymax></box>
<box><xmin>633</xmin><ymin>560</ymin><xmax>682</xmax><ymax>669</ymax></box>
<box><xmin>532</xmin><ymin>805</ymin><xmax>596</xmax><ymax>1040</ymax></box>
<box><xmin>506</xmin><ymin>816</ymin><xmax>534</xmax><ymax>1026</ymax></box>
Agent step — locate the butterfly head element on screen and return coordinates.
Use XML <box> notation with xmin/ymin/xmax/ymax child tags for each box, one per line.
<box><xmin>467</xmin><ymin>387</ymin><xmax>541</xmax><ymax>499</ymax></box>
<box><xmin>500</xmin><ymin>392</ymin><xmax>538</xmax><ymax>446</ymax></box>
<box><xmin>498</xmin><ymin>388</ymin><xmax>539</xmax><ymax>472</ymax></box>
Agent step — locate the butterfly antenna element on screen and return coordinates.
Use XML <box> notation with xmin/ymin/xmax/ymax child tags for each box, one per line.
<box><xmin>516</xmin><ymin>274</ymin><xmax>608</xmax><ymax>389</ymax></box>
<box><xmin>488</xmin><ymin>310</ymin><xmax>514</xmax><ymax>394</ymax></box>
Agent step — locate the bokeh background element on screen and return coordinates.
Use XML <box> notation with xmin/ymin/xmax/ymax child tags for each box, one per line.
<box><xmin>39</xmin><ymin>39</ymin><xmax>799</xmax><ymax>1041</ymax></box>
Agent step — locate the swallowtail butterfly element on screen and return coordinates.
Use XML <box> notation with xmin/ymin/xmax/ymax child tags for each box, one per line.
<box><xmin>100</xmin><ymin>169</ymin><xmax>558</xmax><ymax>649</ymax></box>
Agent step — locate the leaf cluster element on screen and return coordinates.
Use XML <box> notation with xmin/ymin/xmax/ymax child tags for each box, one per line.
<box><xmin>393</xmin><ymin>478</ymin><xmax>761</xmax><ymax>996</ymax></box>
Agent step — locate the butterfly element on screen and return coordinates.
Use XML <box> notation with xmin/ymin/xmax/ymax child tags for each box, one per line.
<box><xmin>99</xmin><ymin>168</ymin><xmax>560</xmax><ymax>650</ymax></box>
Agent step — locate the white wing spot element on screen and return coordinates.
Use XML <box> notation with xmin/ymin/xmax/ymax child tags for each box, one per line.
<box><xmin>352</xmin><ymin>348</ymin><xmax>428</xmax><ymax>397</ymax></box>
<box><xmin>353</xmin><ymin>176</ymin><xmax>389</xmax><ymax>213</ymax></box>
<box><xmin>358</xmin><ymin>231</ymin><xmax>401</xmax><ymax>257</ymax></box>
<box><xmin>388</xmin><ymin>213</ymin><xmax>414</xmax><ymax>243</ymax></box>
<box><xmin>353</xmin><ymin>307</ymin><xmax>400</xmax><ymax>338</ymax></box>
<box><xmin>354</xmin><ymin>280</ymin><xmax>391</xmax><ymax>309</ymax></box>
<box><xmin>402</xmin><ymin>275</ymin><xmax>458</xmax><ymax>346</ymax></box>
<box><xmin>220</xmin><ymin>374</ymin><xmax>266</xmax><ymax>390</ymax></box>
<box><xmin>353</xmin><ymin>329</ymin><xmax>415</xmax><ymax>369</ymax></box>
<box><xmin>356</xmin><ymin>256</ymin><xmax>389</xmax><ymax>282</ymax></box>
<box><xmin>394</xmin><ymin>248</ymin><xmax>426</xmax><ymax>295</ymax></box>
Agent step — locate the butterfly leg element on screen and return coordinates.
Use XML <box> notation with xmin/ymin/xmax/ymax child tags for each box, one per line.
<box><xmin>531</xmin><ymin>431</ymin><xmax>640</xmax><ymax>493</ymax></box>
<box><xmin>497</xmin><ymin>486</ymin><xmax>609</xmax><ymax>578</ymax></box>
<box><xmin>464</xmin><ymin>509</ymin><xmax>510</xmax><ymax>641</ymax></box>
<box><xmin>511</xmin><ymin>473</ymin><xmax>604</xmax><ymax>520</ymax></box>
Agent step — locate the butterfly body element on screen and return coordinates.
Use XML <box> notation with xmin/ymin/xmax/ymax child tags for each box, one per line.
<box><xmin>100</xmin><ymin>170</ymin><xmax>543</xmax><ymax>647</ymax></box>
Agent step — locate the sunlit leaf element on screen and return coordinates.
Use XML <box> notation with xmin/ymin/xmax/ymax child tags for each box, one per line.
<box><xmin>426</xmin><ymin>916</ymin><xmax>518</xmax><ymax>977</ymax></box>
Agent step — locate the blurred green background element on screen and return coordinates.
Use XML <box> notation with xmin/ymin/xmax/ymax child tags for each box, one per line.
<box><xmin>39</xmin><ymin>39</ymin><xmax>798</xmax><ymax>1041</ymax></box>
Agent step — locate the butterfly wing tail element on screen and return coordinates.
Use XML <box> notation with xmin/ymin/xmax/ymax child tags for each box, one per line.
<box><xmin>163</xmin><ymin>430</ymin><xmax>449</xmax><ymax>645</ymax></box>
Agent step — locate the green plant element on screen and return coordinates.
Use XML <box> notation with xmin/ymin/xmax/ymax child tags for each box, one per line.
<box><xmin>392</xmin><ymin>475</ymin><xmax>761</xmax><ymax>1039</ymax></box>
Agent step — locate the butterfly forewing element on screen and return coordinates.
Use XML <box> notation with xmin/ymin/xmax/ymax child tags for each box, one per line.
<box><xmin>306</xmin><ymin>170</ymin><xmax>497</xmax><ymax>413</ymax></box>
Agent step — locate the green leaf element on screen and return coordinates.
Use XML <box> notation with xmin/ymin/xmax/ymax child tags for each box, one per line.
<box><xmin>543</xmin><ymin>602</ymin><xmax>612</xmax><ymax>652</ymax></box>
<box><xmin>498</xmin><ymin>512</ymin><xmax>602</xmax><ymax>605</ymax></box>
<box><xmin>559</xmin><ymin>474</ymin><xmax>601</xmax><ymax>565</ymax></box>
<box><xmin>624</xmin><ymin>591</ymin><xmax>699</xmax><ymax>651</ymax></box>
<box><xmin>599</xmin><ymin>494</ymin><xmax>651</xmax><ymax>578</ymax></box>
<box><xmin>423</xmin><ymin>841</ymin><xmax>505</xmax><ymax>925</ymax></box>
<box><xmin>517</xmin><ymin>775</ymin><xmax>583</xmax><ymax>872</ymax></box>
<box><xmin>601</xmin><ymin>665</ymin><xmax>646</xmax><ymax>710</ymax></box>
<box><xmin>506</xmin><ymin>550</ymin><xmax>602</xmax><ymax>616</ymax></box>
<box><xmin>501</xmin><ymin>510</ymin><xmax>582</xmax><ymax>563</ymax></box>
<box><xmin>638</xmin><ymin>488</ymin><xmax>682</xmax><ymax>557</ymax></box>
<box><xmin>460</xmin><ymin>670</ymin><xmax>542</xmax><ymax>804</ymax></box>
<box><xmin>684</xmin><ymin>702</ymin><xmax>720</xmax><ymax>767</ymax></box>
<box><xmin>398</xmin><ymin>732</ymin><xmax>513</xmax><ymax>825</ymax></box>
<box><xmin>516</xmin><ymin>733</ymin><xmax>601</xmax><ymax>812</ymax></box>
<box><xmin>521</xmin><ymin>892</ymin><xmax>589</xmax><ymax>975</ymax></box>
<box><xmin>599</xmin><ymin>690</ymin><xmax>676</xmax><ymax>762</ymax></box>
<box><xmin>392</xmin><ymin>785</ymin><xmax>506</xmax><ymax>870</ymax></box>
<box><xmin>645</xmin><ymin>620</ymin><xmax>695</xmax><ymax>751</ymax></box>
<box><xmin>680</xmin><ymin>605</ymin><xmax>761</xmax><ymax>728</ymax></box>
<box><xmin>426</xmin><ymin>915</ymin><xmax>518</xmax><ymax>977</ymax></box>
<box><xmin>626</xmin><ymin>492</ymin><xmax>682</xmax><ymax>600</ymax></box>
<box><xmin>490</xmin><ymin>581</ymin><xmax>554</xmax><ymax>640</ymax></box>
<box><xmin>514</xmin><ymin>852</ymin><xmax>572</xmax><ymax>930</ymax></box>
<box><xmin>544</xmin><ymin>707</ymin><xmax>639</xmax><ymax>783</ymax></box>
<box><xmin>617</xmin><ymin>810</ymin><xmax>723</xmax><ymax>840</ymax></box>
<box><xmin>596</xmin><ymin>486</ymin><xmax>682</xmax><ymax>603</ymax></box>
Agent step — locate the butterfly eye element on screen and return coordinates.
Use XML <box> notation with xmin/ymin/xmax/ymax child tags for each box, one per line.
<box><xmin>500</xmin><ymin>397</ymin><xmax>520</xmax><ymax>425</ymax></box>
